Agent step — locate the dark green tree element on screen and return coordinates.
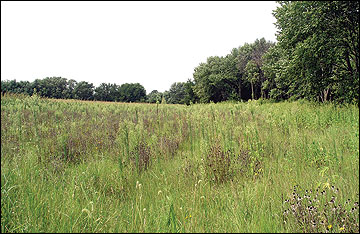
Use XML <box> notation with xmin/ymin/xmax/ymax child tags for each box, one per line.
<box><xmin>73</xmin><ymin>81</ymin><xmax>94</xmax><ymax>100</ymax></box>
<box><xmin>147</xmin><ymin>90</ymin><xmax>162</xmax><ymax>103</ymax></box>
<box><xmin>193</xmin><ymin>38</ymin><xmax>273</xmax><ymax>103</ymax></box>
<box><xmin>237</xmin><ymin>38</ymin><xmax>275</xmax><ymax>100</ymax></box>
<box><xmin>271</xmin><ymin>1</ymin><xmax>359</xmax><ymax>103</ymax></box>
<box><xmin>193</xmin><ymin>56</ymin><xmax>238</xmax><ymax>103</ymax></box>
<box><xmin>183</xmin><ymin>79</ymin><xmax>199</xmax><ymax>105</ymax></box>
<box><xmin>26</xmin><ymin>77</ymin><xmax>68</xmax><ymax>99</ymax></box>
<box><xmin>245</xmin><ymin>60</ymin><xmax>260</xmax><ymax>100</ymax></box>
<box><xmin>262</xmin><ymin>45</ymin><xmax>288</xmax><ymax>101</ymax></box>
<box><xmin>167</xmin><ymin>82</ymin><xmax>187</xmax><ymax>104</ymax></box>
<box><xmin>94</xmin><ymin>83</ymin><xmax>121</xmax><ymax>101</ymax></box>
<box><xmin>64</xmin><ymin>79</ymin><xmax>77</xmax><ymax>99</ymax></box>
<box><xmin>1</xmin><ymin>79</ymin><xmax>31</xmax><ymax>95</ymax></box>
<box><xmin>118</xmin><ymin>83</ymin><xmax>146</xmax><ymax>102</ymax></box>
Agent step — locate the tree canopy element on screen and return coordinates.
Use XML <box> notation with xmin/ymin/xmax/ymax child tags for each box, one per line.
<box><xmin>2</xmin><ymin>1</ymin><xmax>358</xmax><ymax>105</ymax></box>
<box><xmin>267</xmin><ymin>1</ymin><xmax>359</xmax><ymax>103</ymax></box>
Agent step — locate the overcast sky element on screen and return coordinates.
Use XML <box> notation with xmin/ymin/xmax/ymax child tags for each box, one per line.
<box><xmin>1</xmin><ymin>1</ymin><xmax>278</xmax><ymax>93</ymax></box>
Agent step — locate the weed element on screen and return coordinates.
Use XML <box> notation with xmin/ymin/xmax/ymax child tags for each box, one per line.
<box><xmin>159</xmin><ymin>136</ymin><xmax>180</xmax><ymax>159</ymax></box>
<box><xmin>205</xmin><ymin>140</ymin><xmax>232</xmax><ymax>184</ymax></box>
<box><xmin>282</xmin><ymin>185</ymin><xmax>359</xmax><ymax>233</ymax></box>
<box><xmin>130</xmin><ymin>141</ymin><xmax>152</xmax><ymax>173</ymax></box>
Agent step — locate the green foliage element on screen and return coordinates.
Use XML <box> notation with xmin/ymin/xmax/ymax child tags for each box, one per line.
<box><xmin>1</xmin><ymin>79</ymin><xmax>32</xmax><ymax>96</ymax></box>
<box><xmin>147</xmin><ymin>90</ymin><xmax>162</xmax><ymax>103</ymax></box>
<box><xmin>2</xmin><ymin>2</ymin><xmax>358</xmax><ymax>105</ymax></box>
<box><xmin>245</xmin><ymin>60</ymin><xmax>260</xmax><ymax>100</ymax></box>
<box><xmin>270</xmin><ymin>1</ymin><xmax>359</xmax><ymax>104</ymax></box>
<box><xmin>193</xmin><ymin>55</ymin><xmax>238</xmax><ymax>103</ymax></box>
<box><xmin>1</xmin><ymin>79</ymin><xmax>148</xmax><ymax>103</ymax></box>
<box><xmin>167</xmin><ymin>203</ymin><xmax>178</xmax><ymax>233</ymax></box>
<box><xmin>190</xmin><ymin>1</ymin><xmax>359</xmax><ymax>105</ymax></box>
<box><xmin>183</xmin><ymin>79</ymin><xmax>199</xmax><ymax>105</ymax></box>
<box><xmin>193</xmin><ymin>38</ymin><xmax>274</xmax><ymax>103</ymax></box>
<box><xmin>73</xmin><ymin>81</ymin><xmax>94</xmax><ymax>100</ymax></box>
<box><xmin>168</xmin><ymin>82</ymin><xmax>186</xmax><ymax>104</ymax></box>
<box><xmin>94</xmin><ymin>83</ymin><xmax>121</xmax><ymax>102</ymax></box>
<box><xmin>118</xmin><ymin>83</ymin><xmax>147</xmax><ymax>103</ymax></box>
<box><xmin>1</xmin><ymin>95</ymin><xmax>358</xmax><ymax>232</ymax></box>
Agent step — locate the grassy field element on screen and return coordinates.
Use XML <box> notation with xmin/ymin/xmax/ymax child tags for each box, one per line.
<box><xmin>1</xmin><ymin>93</ymin><xmax>359</xmax><ymax>233</ymax></box>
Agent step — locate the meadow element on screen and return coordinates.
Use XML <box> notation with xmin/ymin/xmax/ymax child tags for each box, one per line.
<box><xmin>1</xmin><ymin>93</ymin><xmax>359</xmax><ymax>233</ymax></box>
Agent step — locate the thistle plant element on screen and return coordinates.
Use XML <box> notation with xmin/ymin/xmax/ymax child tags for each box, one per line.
<box><xmin>282</xmin><ymin>185</ymin><xmax>359</xmax><ymax>233</ymax></box>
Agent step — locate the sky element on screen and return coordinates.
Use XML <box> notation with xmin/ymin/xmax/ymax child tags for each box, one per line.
<box><xmin>1</xmin><ymin>1</ymin><xmax>279</xmax><ymax>93</ymax></box>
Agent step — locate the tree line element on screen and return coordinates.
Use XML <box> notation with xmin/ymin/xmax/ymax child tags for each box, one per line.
<box><xmin>1</xmin><ymin>78</ymin><xmax>148</xmax><ymax>102</ymax></box>
<box><xmin>1</xmin><ymin>1</ymin><xmax>359</xmax><ymax>105</ymax></box>
<box><xmin>0</xmin><ymin>77</ymin><xmax>198</xmax><ymax>104</ymax></box>
<box><xmin>191</xmin><ymin>1</ymin><xmax>358</xmax><ymax>104</ymax></box>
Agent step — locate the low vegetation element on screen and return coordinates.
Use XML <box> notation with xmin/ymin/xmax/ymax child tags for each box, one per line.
<box><xmin>1</xmin><ymin>93</ymin><xmax>358</xmax><ymax>232</ymax></box>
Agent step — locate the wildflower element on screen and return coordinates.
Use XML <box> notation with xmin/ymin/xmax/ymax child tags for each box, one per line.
<box><xmin>328</xmin><ymin>224</ymin><xmax>332</xmax><ymax>229</ymax></box>
<box><xmin>143</xmin><ymin>208</ymin><xmax>146</xmax><ymax>212</ymax></box>
<box><xmin>311</xmin><ymin>220</ymin><xmax>316</xmax><ymax>227</ymax></box>
<box><xmin>339</xmin><ymin>227</ymin><xmax>345</xmax><ymax>231</ymax></box>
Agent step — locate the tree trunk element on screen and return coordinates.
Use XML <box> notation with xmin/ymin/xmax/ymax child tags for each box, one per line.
<box><xmin>320</xmin><ymin>88</ymin><xmax>330</xmax><ymax>103</ymax></box>
<box><xmin>251</xmin><ymin>82</ymin><xmax>254</xmax><ymax>100</ymax></box>
<box><xmin>344</xmin><ymin>50</ymin><xmax>354</xmax><ymax>77</ymax></box>
<box><xmin>238</xmin><ymin>81</ymin><xmax>242</xmax><ymax>100</ymax></box>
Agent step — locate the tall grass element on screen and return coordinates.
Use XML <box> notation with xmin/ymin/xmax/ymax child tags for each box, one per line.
<box><xmin>1</xmin><ymin>93</ymin><xmax>359</xmax><ymax>232</ymax></box>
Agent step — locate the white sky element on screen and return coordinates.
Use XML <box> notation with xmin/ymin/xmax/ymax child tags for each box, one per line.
<box><xmin>1</xmin><ymin>1</ymin><xmax>278</xmax><ymax>93</ymax></box>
